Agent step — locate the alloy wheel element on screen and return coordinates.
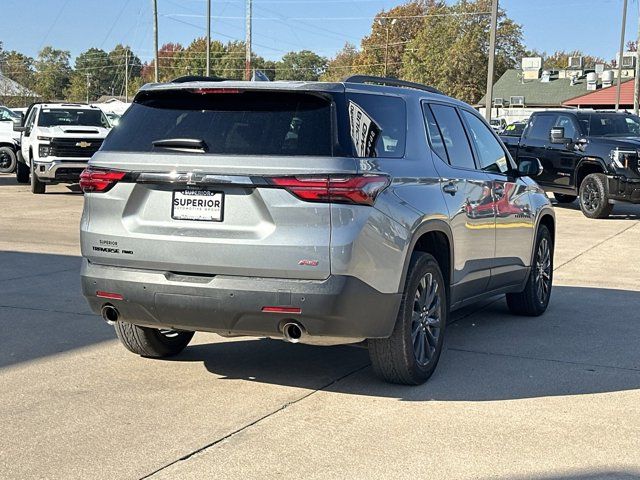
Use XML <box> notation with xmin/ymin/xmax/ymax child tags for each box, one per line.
<box><xmin>411</xmin><ymin>272</ymin><xmax>442</xmax><ymax>366</ymax></box>
<box><xmin>581</xmin><ymin>179</ymin><xmax>600</xmax><ymax>213</ymax></box>
<box><xmin>0</xmin><ymin>150</ymin><xmax>11</xmax><ymax>169</ymax></box>
<box><xmin>535</xmin><ymin>237</ymin><xmax>551</xmax><ymax>304</ymax></box>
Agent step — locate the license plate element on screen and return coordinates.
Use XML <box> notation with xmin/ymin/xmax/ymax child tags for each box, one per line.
<box><xmin>172</xmin><ymin>189</ymin><xmax>223</xmax><ymax>222</ymax></box>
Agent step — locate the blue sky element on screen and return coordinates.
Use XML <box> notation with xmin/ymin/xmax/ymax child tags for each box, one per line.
<box><xmin>1</xmin><ymin>0</ymin><xmax>639</xmax><ymax>64</ymax></box>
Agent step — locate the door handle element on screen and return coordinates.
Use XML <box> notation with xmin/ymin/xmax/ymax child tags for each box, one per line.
<box><xmin>442</xmin><ymin>182</ymin><xmax>458</xmax><ymax>195</ymax></box>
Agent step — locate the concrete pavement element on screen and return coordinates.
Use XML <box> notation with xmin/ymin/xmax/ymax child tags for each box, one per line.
<box><xmin>1</xmin><ymin>176</ymin><xmax>639</xmax><ymax>479</ymax></box>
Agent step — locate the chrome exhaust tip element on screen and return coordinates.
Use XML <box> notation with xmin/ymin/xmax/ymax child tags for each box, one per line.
<box><xmin>282</xmin><ymin>322</ymin><xmax>304</xmax><ymax>343</ymax></box>
<box><xmin>101</xmin><ymin>304</ymin><xmax>119</xmax><ymax>325</ymax></box>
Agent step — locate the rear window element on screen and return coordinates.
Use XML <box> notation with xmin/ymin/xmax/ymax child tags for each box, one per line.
<box><xmin>347</xmin><ymin>93</ymin><xmax>406</xmax><ymax>158</ymax></box>
<box><xmin>101</xmin><ymin>90</ymin><xmax>334</xmax><ymax>156</ymax></box>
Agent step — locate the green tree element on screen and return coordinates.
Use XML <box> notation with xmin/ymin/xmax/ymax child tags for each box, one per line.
<box><xmin>402</xmin><ymin>0</ymin><xmax>525</xmax><ymax>104</ymax></box>
<box><xmin>275</xmin><ymin>50</ymin><xmax>328</xmax><ymax>81</ymax></box>
<box><xmin>108</xmin><ymin>44</ymin><xmax>142</xmax><ymax>96</ymax></box>
<box><xmin>66</xmin><ymin>48</ymin><xmax>113</xmax><ymax>102</ymax></box>
<box><xmin>174</xmin><ymin>38</ymin><xmax>226</xmax><ymax>79</ymax></box>
<box><xmin>322</xmin><ymin>42</ymin><xmax>360</xmax><ymax>81</ymax></box>
<box><xmin>34</xmin><ymin>46</ymin><xmax>71</xmax><ymax>100</ymax></box>
<box><xmin>218</xmin><ymin>41</ymin><xmax>247</xmax><ymax>80</ymax></box>
<box><xmin>2</xmin><ymin>51</ymin><xmax>35</xmax><ymax>90</ymax></box>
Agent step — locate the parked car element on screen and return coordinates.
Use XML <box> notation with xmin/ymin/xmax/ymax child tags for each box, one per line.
<box><xmin>501</xmin><ymin>121</ymin><xmax>527</xmax><ymax>137</ymax></box>
<box><xmin>13</xmin><ymin>103</ymin><xmax>111</xmax><ymax>193</ymax></box>
<box><xmin>0</xmin><ymin>106</ymin><xmax>21</xmax><ymax>173</ymax></box>
<box><xmin>80</xmin><ymin>75</ymin><xmax>555</xmax><ymax>385</ymax></box>
<box><xmin>501</xmin><ymin>110</ymin><xmax>640</xmax><ymax>218</ymax></box>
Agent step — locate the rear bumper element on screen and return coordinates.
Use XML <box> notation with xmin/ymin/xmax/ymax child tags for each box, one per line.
<box><xmin>34</xmin><ymin>159</ymin><xmax>89</xmax><ymax>182</ymax></box>
<box><xmin>81</xmin><ymin>260</ymin><xmax>401</xmax><ymax>344</ymax></box>
<box><xmin>607</xmin><ymin>175</ymin><xmax>640</xmax><ymax>203</ymax></box>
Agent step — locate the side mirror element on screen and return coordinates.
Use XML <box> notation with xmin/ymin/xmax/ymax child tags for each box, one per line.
<box><xmin>518</xmin><ymin>157</ymin><xmax>543</xmax><ymax>177</ymax></box>
<box><xmin>12</xmin><ymin>114</ymin><xmax>25</xmax><ymax>132</ymax></box>
<box><xmin>550</xmin><ymin>127</ymin><xmax>568</xmax><ymax>144</ymax></box>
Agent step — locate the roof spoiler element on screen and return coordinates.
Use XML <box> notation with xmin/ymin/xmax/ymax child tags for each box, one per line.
<box><xmin>342</xmin><ymin>75</ymin><xmax>444</xmax><ymax>95</ymax></box>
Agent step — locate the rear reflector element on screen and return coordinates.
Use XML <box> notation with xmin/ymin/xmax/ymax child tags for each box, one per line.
<box><xmin>268</xmin><ymin>175</ymin><xmax>389</xmax><ymax>206</ymax></box>
<box><xmin>262</xmin><ymin>306</ymin><xmax>302</xmax><ymax>314</ymax></box>
<box><xmin>80</xmin><ymin>168</ymin><xmax>126</xmax><ymax>193</ymax></box>
<box><xmin>96</xmin><ymin>291</ymin><xmax>124</xmax><ymax>300</ymax></box>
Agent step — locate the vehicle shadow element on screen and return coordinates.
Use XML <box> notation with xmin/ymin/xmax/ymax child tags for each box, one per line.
<box><xmin>169</xmin><ymin>285</ymin><xmax>640</xmax><ymax>401</ymax></box>
<box><xmin>552</xmin><ymin>198</ymin><xmax>640</xmax><ymax>219</ymax></box>
<box><xmin>487</xmin><ymin>470</ymin><xmax>640</xmax><ymax>480</ymax></box>
<box><xmin>0</xmin><ymin>174</ymin><xmax>19</xmax><ymax>186</ymax></box>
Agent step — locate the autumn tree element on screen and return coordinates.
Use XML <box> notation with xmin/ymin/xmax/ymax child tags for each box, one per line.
<box><xmin>322</xmin><ymin>43</ymin><xmax>360</xmax><ymax>81</ymax></box>
<box><xmin>402</xmin><ymin>0</ymin><xmax>525</xmax><ymax>104</ymax></box>
<box><xmin>542</xmin><ymin>50</ymin><xmax>605</xmax><ymax>69</ymax></box>
<box><xmin>356</xmin><ymin>1</ymin><xmax>431</xmax><ymax>78</ymax></box>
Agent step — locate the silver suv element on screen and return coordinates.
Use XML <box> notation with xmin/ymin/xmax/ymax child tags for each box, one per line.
<box><xmin>80</xmin><ymin>76</ymin><xmax>555</xmax><ymax>385</ymax></box>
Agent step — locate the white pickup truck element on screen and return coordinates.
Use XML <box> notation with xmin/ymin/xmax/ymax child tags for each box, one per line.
<box><xmin>13</xmin><ymin>103</ymin><xmax>111</xmax><ymax>193</ymax></box>
<box><xmin>0</xmin><ymin>106</ymin><xmax>21</xmax><ymax>173</ymax></box>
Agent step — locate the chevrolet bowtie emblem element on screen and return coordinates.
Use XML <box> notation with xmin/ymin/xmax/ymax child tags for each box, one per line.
<box><xmin>76</xmin><ymin>141</ymin><xmax>92</xmax><ymax>148</ymax></box>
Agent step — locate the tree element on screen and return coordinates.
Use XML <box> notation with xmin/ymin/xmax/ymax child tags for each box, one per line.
<box><xmin>275</xmin><ymin>50</ymin><xmax>328</xmax><ymax>81</ymax></box>
<box><xmin>543</xmin><ymin>50</ymin><xmax>605</xmax><ymax>69</ymax></box>
<box><xmin>1</xmin><ymin>51</ymin><xmax>35</xmax><ymax>90</ymax></box>
<box><xmin>402</xmin><ymin>0</ymin><xmax>525</xmax><ymax>104</ymax></box>
<box><xmin>66</xmin><ymin>48</ymin><xmax>113</xmax><ymax>102</ymax></box>
<box><xmin>176</xmin><ymin>38</ymin><xmax>227</xmax><ymax>78</ymax></box>
<box><xmin>322</xmin><ymin>42</ymin><xmax>360</xmax><ymax>81</ymax></box>
<box><xmin>142</xmin><ymin>43</ymin><xmax>184</xmax><ymax>82</ymax></box>
<box><xmin>356</xmin><ymin>1</ymin><xmax>431</xmax><ymax>78</ymax></box>
<box><xmin>218</xmin><ymin>41</ymin><xmax>247</xmax><ymax>80</ymax></box>
<box><xmin>108</xmin><ymin>44</ymin><xmax>142</xmax><ymax>96</ymax></box>
<box><xmin>34</xmin><ymin>46</ymin><xmax>71</xmax><ymax>100</ymax></box>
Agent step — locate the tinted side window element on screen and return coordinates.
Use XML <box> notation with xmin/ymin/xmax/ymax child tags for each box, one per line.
<box><xmin>555</xmin><ymin>115</ymin><xmax>578</xmax><ymax>139</ymax></box>
<box><xmin>422</xmin><ymin>104</ymin><xmax>448</xmax><ymax>162</ymax></box>
<box><xmin>526</xmin><ymin>114</ymin><xmax>556</xmax><ymax>141</ymax></box>
<box><xmin>461</xmin><ymin>110</ymin><xmax>509</xmax><ymax>174</ymax></box>
<box><xmin>430</xmin><ymin>104</ymin><xmax>475</xmax><ymax>170</ymax></box>
<box><xmin>347</xmin><ymin>93</ymin><xmax>406</xmax><ymax>158</ymax></box>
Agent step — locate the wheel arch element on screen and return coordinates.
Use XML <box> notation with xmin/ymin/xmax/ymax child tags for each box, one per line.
<box><xmin>531</xmin><ymin>208</ymin><xmax>555</xmax><ymax>265</ymax></box>
<box><xmin>576</xmin><ymin>157</ymin><xmax>606</xmax><ymax>188</ymax></box>
<box><xmin>399</xmin><ymin>220</ymin><xmax>453</xmax><ymax>299</ymax></box>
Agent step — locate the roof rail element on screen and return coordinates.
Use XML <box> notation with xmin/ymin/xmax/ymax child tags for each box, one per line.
<box><xmin>342</xmin><ymin>75</ymin><xmax>444</xmax><ymax>95</ymax></box>
<box><xmin>171</xmin><ymin>75</ymin><xmax>228</xmax><ymax>83</ymax></box>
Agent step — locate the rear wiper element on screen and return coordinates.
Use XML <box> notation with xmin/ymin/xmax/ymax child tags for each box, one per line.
<box><xmin>152</xmin><ymin>138</ymin><xmax>208</xmax><ymax>152</ymax></box>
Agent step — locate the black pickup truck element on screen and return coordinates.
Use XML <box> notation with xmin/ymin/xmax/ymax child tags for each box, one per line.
<box><xmin>501</xmin><ymin>110</ymin><xmax>640</xmax><ymax>218</ymax></box>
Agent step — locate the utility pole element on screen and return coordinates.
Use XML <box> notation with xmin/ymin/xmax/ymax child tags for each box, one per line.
<box><xmin>206</xmin><ymin>0</ymin><xmax>211</xmax><ymax>76</ymax></box>
<box><xmin>616</xmin><ymin>0</ymin><xmax>628</xmax><ymax>111</ymax></box>
<box><xmin>125</xmin><ymin>49</ymin><xmax>129</xmax><ymax>103</ymax></box>
<box><xmin>484</xmin><ymin>0</ymin><xmax>499</xmax><ymax>122</ymax></box>
<box><xmin>245</xmin><ymin>0</ymin><xmax>252</xmax><ymax>80</ymax></box>
<box><xmin>85</xmin><ymin>73</ymin><xmax>91</xmax><ymax>104</ymax></box>
<box><xmin>634</xmin><ymin>0</ymin><xmax>640</xmax><ymax>115</ymax></box>
<box><xmin>153</xmin><ymin>0</ymin><xmax>159</xmax><ymax>82</ymax></box>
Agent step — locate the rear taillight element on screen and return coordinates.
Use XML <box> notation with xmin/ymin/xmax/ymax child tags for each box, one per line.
<box><xmin>79</xmin><ymin>168</ymin><xmax>126</xmax><ymax>193</ymax></box>
<box><xmin>268</xmin><ymin>175</ymin><xmax>390</xmax><ymax>206</ymax></box>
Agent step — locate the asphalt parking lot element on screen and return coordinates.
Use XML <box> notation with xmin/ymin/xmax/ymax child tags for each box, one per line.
<box><xmin>1</xmin><ymin>175</ymin><xmax>640</xmax><ymax>480</ymax></box>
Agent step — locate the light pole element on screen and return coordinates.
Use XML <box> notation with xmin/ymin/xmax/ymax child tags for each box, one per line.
<box><xmin>484</xmin><ymin>0</ymin><xmax>499</xmax><ymax>122</ymax></box>
<box><xmin>616</xmin><ymin>0</ymin><xmax>628</xmax><ymax>111</ymax></box>
<box><xmin>377</xmin><ymin>17</ymin><xmax>397</xmax><ymax>77</ymax></box>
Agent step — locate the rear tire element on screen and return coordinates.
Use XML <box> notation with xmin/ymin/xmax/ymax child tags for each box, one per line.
<box><xmin>114</xmin><ymin>321</ymin><xmax>194</xmax><ymax>358</ymax></box>
<box><xmin>30</xmin><ymin>160</ymin><xmax>45</xmax><ymax>194</ymax></box>
<box><xmin>16</xmin><ymin>153</ymin><xmax>29</xmax><ymax>183</ymax></box>
<box><xmin>0</xmin><ymin>146</ymin><xmax>17</xmax><ymax>174</ymax></box>
<box><xmin>506</xmin><ymin>225</ymin><xmax>553</xmax><ymax>316</ymax></box>
<box><xmin>579</xmin><ymin>173</ymin><xmax>612</xmax><ymax>219</ymax></box>
<box><xmin>368</xmin><ymin>252</ymin><xmax>447</xmax><ymax>385</ymax></box>
<box><xmin>554</xmin><ymin>193</ymin><xmax>576</xmax><ymax>204</ymax></box>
